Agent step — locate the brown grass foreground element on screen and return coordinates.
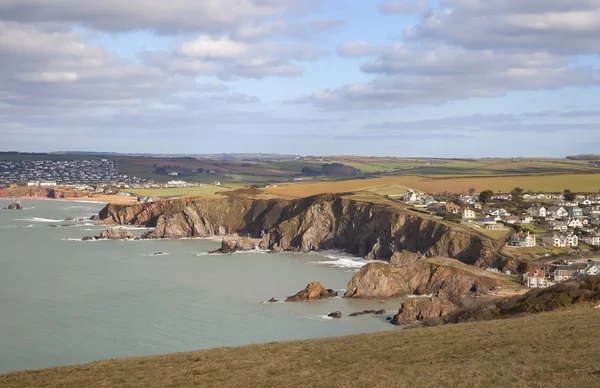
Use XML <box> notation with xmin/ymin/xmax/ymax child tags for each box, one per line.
<box><xmin>3</xmin><ymin>307</ymin><xmax>600</xmax><ymax>388</ymax></box>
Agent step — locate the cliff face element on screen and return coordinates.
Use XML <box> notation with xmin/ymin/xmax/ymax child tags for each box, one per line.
<box><xmin>344</xmin><ymin>255</ymin><xmax>502</xmax><ymax>300</ymax></box>
<box><xmin>98</xmin><ymin>194</ymin><xmax>498</xmax><ymax>266</ymax></box>
<box><xmin>0</xmin><ymin>187</ymin><xmax>88</xmax><ymax>199</ymax></box>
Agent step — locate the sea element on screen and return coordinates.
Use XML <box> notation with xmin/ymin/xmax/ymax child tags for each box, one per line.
<box><xmin>0</xmin><ymin>199</ymin><xmax>401</xmax><ymax>373</ymax></box>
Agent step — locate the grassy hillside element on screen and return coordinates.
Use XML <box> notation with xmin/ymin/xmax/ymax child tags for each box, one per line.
<box><xmin>2</xmin><ymin>307</ymin><xmax>599</xmax><ymax>388</ymax></box>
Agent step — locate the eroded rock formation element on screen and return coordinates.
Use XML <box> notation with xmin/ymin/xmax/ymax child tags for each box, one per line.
<box><xmin>98</xmin><ymin>194</ymin><xmax>500</xmax><ymax>267</ymax></box>
<box><xmin>285</xmin><ymin>282</ymin><xmax>337</xmax><ymax>302</ymax></box>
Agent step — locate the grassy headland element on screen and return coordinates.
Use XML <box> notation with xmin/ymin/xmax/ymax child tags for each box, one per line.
<box><xmin>2</xmin><ymin>306</ymin><xmax>599</xmax><ymax>388</ymax></box>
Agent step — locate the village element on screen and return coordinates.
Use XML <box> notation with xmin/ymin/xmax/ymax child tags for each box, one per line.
<box><xmin>401</xmin><ymin>188</ymin><xmax>600</xmax><ymax>288</ymax></box>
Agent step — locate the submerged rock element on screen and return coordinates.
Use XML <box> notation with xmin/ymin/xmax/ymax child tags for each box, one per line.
<box><xmin>285</xmin><ymin>282</ymin><xmax>337</xmax><ymax>302</ymax></box>
<box><xmin>327</xmin><ymin>311</ymin><xmax>342</xmax><ymax>319</ymax></box>
<box><xmin>212</xmin><ymin>237</ymin><xmax>260</xmax><ymax>254</ymax></box>
<box><xmin>348</xmin><ymin>309</ymin><xmax>386</xmax><ymax>317</ymax></box>
<box><xmin>98</xmin><ymin>228</ymin><xmax>134</xmax><ymax>240</ymax></box>
<box><xmin>82</xmin><ymin>236</ymin><xmax>95</xmax><ymax>241</ymax></box>
<box><xmin>266</xmin><ymin>297</ymin><xmax>278</xmax><ymax>303</ymax></box>
<box><xmin>7</xmin><ymin>201</ymin><xmax>23</xmax><ymax>210</ymax></box>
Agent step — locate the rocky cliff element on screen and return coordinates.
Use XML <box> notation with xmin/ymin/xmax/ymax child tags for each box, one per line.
<box><xmin>0</xmin><ymin>187</ymin><xmax>89</xmax><ymax>199</ymax></box>
<box><xmin>98</xmin><ymin>194</ymin><xmax>500</xmax><ymax>266</ymax></box>
<box><xmin>345</xmin><ymin>254</ymin><xmax>502</xmax><ymax>300</ymax></box>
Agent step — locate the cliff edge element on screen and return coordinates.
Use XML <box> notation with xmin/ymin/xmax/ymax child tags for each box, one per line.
<box><xmin>98</xmin><ymin>194</ymin><xmax>501</xmax><ymax>267</ymax></box>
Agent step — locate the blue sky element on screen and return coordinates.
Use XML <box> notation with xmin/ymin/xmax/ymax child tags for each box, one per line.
<box><xmin>1</xmin><ymin>0</ymin><xmax>599</xmax><ymax>157</ymax></box>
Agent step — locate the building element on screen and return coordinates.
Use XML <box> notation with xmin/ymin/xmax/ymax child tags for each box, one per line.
<box><xmin>552</xmin><ymin>265</ymin><xmax>578</xmax><ymax>282</ymax></box>
<box><xmin>524</xmin><ymin>270</ymin><xmax>550</xmax><ymax>288</ymax></box>
<box><xmin>527</xmin><ymin>206</ymin><xmax>547</xmax><ymax>218</ymax></box>
<box><xmin>442</xmin><ymin>202</ymin><xmax>461</xmax><ymax>214</ymax></box>
<box><xmin>520</xmin><ymin>216</ymin><xmax>533</xmax><ymax>224</ymax></box>
<box><xmin>473</xmin><ymin>217</ymin><xmax>498</xmax><ymax>227</ymax></box>
<box><xmin>404</xmin><ymin>190</ymin><xmax>418</xmax><ymax>203</ymax></box>
<box><xmin>488</xmin><ymin>208</ymin><xmax>510</xmax><ymax>217</ymax></box>
<box><xmin>567</xmin><ymin>207</ymin><xmax>583</xmax><ymax>218</ymax></box>
<box><xmin>503</xmin><ymin>215</ymin><xmax>520</xmax><ymax>224</ymax></box>
<box><xmin>459</xmin><ymin>207</ymin><xmax>476</xmax><ymax>219</ymax></box>
<box><xmin>508</xmin><ymin>232</ymin><xmax>536</xmax><ymax>247</ymax></box>
<box><xmin>543</xmin><ymin>233</ymin><xmax>579</xmax><ymax>248</ymax></box>
<box><xmin>566</xmin><ymin>218</ymin><xmax>583</xmax><ymax>229</ymax></box>
<box><xmin>581</xmin><ymin>262</ymin><xmax>600</xmax><ymax>276</ymax></box>
<box><xmin>547</xmin><ymin>206</ymin><xmax>568</xmax><ymax>219</ymax></box>
<box><xmin>581</xmin><ymin>234</ymin><xmax>600</xmax><ymax>246</ymax></box>
<box><xmin>485</xmin><ymin>223</ymin><xmax>507</xmax><ymax>230</ymax></box>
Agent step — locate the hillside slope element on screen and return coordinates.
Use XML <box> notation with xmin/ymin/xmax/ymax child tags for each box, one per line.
<box><xmin>3</xmin><ymin>307</ymin><xmax>599</xmax><ymax>388</ymax></box>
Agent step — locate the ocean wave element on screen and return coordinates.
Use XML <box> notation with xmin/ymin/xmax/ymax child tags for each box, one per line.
<box><xmin>406</xmin><ymin>294</ymin><xmax>433</xmax><ymax>299</ymax></box>
<box><xmin>15</xmin><ymin>217</ymin><xmax>64</xmax><ymax>223</ymax></box>
<box><xmin>116</xmin><ymin>226</ymin><xmax>154</xmax><ymax>230</ymax></box>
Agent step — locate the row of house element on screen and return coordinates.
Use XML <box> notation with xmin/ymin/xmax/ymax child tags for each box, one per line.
<box><xmin>524</xmin><ymin>261</ymin><xmax>600</xmax><ymax>288</ymax></box>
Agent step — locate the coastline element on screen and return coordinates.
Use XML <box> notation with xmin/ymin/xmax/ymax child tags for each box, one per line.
<box><xmin>0</xmin><ymin>195</ymin><xmax>135</xmax><ymax>205</ymax></box>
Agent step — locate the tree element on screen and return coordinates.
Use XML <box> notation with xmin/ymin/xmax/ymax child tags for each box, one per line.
<box><xmin>563</xmin><ymin>189</ymin><xmax>576</xmax><ymax>201</ymax></box>
<box><xmin>478</xmin><ymin>190</ymin><xmax>494</xmax><ymax>204</ymax></box>
<box><xmin>468</xmin><ymin>188</ymin><xmax>476</xmax><ymax>196</ymax></box>
<box><xmin>510</xmin><ymin>187</ymin><xmax>524</xmax><ymax>202</ymax></box>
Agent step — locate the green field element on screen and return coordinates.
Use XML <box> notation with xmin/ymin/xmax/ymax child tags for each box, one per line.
<box><xmin>128</xmin><ymin>186</ymin><xmax>229</xmax><ymax>198</ymax></box>
<box><xmin>2</xmin><ymin>307</ymin><xmax>599</xmax><ymax>388</ymax></box>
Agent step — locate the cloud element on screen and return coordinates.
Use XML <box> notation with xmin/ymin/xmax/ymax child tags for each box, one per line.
<box><xmin>378</xmin><ymin>0</ymin><xmax>429</xmax><ymax>14</ymax></box>
<box><xmin>145</xmin><ymin>34</ymin><xmax>325</xmax><ymax>79</ymax></box>
<box><xmin>406</xmin><ymin>0</ymin><xmax>600</xmax><ymax>55</ymax></box>
<box><xmin>232</xmin><ymin>18</ymin><xmax>344</xmax><ymax>41</ymax></box>
<box><xmin>337</xmin><ymin>41</ymin><xmax>390</xmax><ymax>57</ymax></box>
<box><xmin>294</xmin><ymin>46</ymin><xmax>599</xmax><ymax>110</ymax></box>
<box><xmin>0</xmin><ymin>0</ymin><xmax>310</xmax><ymax>34</ymax></box>
<box><xmin>0</xmin><ymin>22</ymin><xmax>192</xmax><ymax>110</ymax></box>
<box><xmin>299</xmin><ymin>0</ymin><xmax>600</xmax><ymax>110</ymax></box>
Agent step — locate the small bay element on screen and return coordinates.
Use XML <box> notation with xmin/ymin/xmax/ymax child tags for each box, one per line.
<box><xmin>0</xmin><ymin>199</ymin><xmax>399</xmax><ymax>373</ymax></box>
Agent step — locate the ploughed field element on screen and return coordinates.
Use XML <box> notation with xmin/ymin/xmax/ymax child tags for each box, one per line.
<box><xmin>3</xmin><ymin>306</ymin><xmax>599</xmax><ymax>388</ymax></box>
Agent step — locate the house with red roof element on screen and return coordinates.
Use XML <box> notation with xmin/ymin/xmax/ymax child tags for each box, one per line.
<box><xmin>523</xmin><ymin>270</ymin><xmax>550</xmax><ymax>288</ymax></box>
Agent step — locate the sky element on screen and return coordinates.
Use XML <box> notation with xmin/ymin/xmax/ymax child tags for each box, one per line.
<box><xmin>1</xmin><ymin>0</ymin><xmax>600</xmax><ymax>157</ymax></box>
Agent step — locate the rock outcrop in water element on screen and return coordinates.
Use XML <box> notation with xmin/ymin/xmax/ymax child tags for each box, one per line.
<box><xmin>97</xmin><ymin>194</ymin><xmax>501</xmax><ymax>267</ymax></box>
<box><xmin>345</xmin><ymin>253</ymin><xmax>501</xmax><ymax>300</ymax></box>
<box><xmin>212</xmin><ymin>237</ymin><xmax>261</xmax><ymax>254</ymax></box>
<box><xmin>6</xmin><ymin>201</ymin><xmax>22</xmax><ymax>210</ymax></box>
<box><xmin>285</xmin><ymin>282</ymin><xmax>337</xmax><ymax>302</ymax></box>
<box><xmin>83</xmin><ymin>228</ymin><xmax>134</xmax><ymax>241</ymax></box>
<box><xmin>344</xmin><ymin>253</ymin><xmax>504</xmax><ymax>323</ymax></box>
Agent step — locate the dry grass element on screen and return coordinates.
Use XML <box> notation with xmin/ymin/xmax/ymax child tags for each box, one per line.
<box><xmin>2</xmin><ymin>307</ymin><xmax>599</xmax><ymax>388</ymax></box>
<box><xmin>263</xmin><ymin>173</ymin><xmax>600</xmax><ymax>200</ymax></box>
<box><xmin>405</xmin><ymin>173</ymin><xmax>600</xmax><ymax>194</ymax></box>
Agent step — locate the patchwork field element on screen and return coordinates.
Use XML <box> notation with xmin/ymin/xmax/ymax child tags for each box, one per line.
<box><xmin>2</xmin><ymin>307</ymin><xmax>599</xmax><ymax>388</ymax></box>
<box><xmin>265</xmin><ymin>173</ymin><xmax>600</xmax><ymax>198</ymax></box>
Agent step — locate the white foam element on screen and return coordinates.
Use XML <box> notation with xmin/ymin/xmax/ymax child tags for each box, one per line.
<box><xmin>406</xmin><ymin>294</ymin><xmax>433</xmax><ymax>299</ymax></box>
<box><xmin>15</xmin><ymin>217</ymin><xmax>64</xmax><ymax>223</ymax></box>
<box><xmin>116</xmin><ymin>226</ymin><xmax>155</xmax><ymax>230</ymax></box>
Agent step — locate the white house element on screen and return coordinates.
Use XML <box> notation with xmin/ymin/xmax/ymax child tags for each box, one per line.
<box><xmin>404</xmin><ymin>190</ymin><xmax>418</xmax><ymax>203</ymax></box>
<box><xmin>552</xmin><ymin>265</ymin><xmax>578</xmax><ymax>282</ymax></box>
<box><xmin>503</xmin><ymin>215</ymin><xmax>520</xmax><ymax>224</ymax></box>
<box><xmin>549</xmin><ymin>222</ymin><xmax>569</xmax><ymax>231</ymax></box>
<box><xmin>581</xmin><ymin>262</ymin><xmax>600</xmax><ymax>276</ymax></box>
<box><xmin>547</xmin><ymin>206</ymin><xmax>568</xmax><ymax>219</ymax></box>
<box><xmin>519</xmin><ymin>216</ymin><xmax>533</xmax><ymax>224</ymax></box>
<box><xmin>524</xmin><ymin>270</ymin><xmax>550</xmax><ymax>288</ymax></box>
<box><xmin>544</xmin><ymin>233</ymin><xmax>579</xmax><ymax>248</ymax></box>
<box><xmin>566</xmin><ymin>218</ymin><xmax>583</xmax><ymax>229</ymax></box>
<box><xmin>488</xmin><ymin>208</ymin><xmax>510</xmax><ymax>217</ymax></box>
<box><xmin>509</xmin><ymin>232</ymin><xmax>537</xmax><ymax>247</ymax></box>
<box><xmin>581</xmin><ymin>234</ymin><xmax>600</xmax><ymax>246</ymax></box>
<box><xmin>527</xmin><ymin>206</ymin><xmax>547</xmax><ymax>218</ymax></box>
<box><xmin>459</xmin><ymin>207</ymin><xmax>477</xmax><ymax>219</ymax></box>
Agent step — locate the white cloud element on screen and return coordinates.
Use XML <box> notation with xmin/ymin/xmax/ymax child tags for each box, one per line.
<box><xmin>0</xmin><ymin>0</ymin><xmax>310</xmax><ymax>33</ymax></box>
<box><xmin>147</xmin><ymin>34</ymin><xmax>324</xmax><ymax>79</ymax></box>
<box><xmin>378</xmin><ymin>0</ymin><xmax>429</xmax><ymax>14</ymax></box>
<box><xmin>407</xmin><ymin>0</ymin><xmax>600</xmax><ymax>54</ymax></box>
